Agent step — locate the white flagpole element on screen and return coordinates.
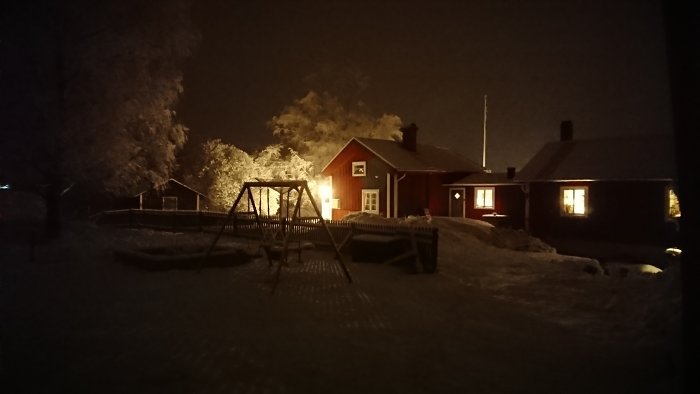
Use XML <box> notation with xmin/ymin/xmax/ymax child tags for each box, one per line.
<box><xmin>482</xmin><ymin>94</ymin><xmax>488</xmax><ymax>169</ymax></box>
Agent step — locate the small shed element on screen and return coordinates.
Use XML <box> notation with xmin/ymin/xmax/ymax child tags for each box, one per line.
<box><xmin>135</xmin><ymin>178</ymin><xmax>207</xmax><ymax>211</ymax></box>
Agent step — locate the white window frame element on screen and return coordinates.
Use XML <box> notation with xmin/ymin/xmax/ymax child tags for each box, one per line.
<box><xmin>361</xmin><ymin>189</ymin><xmax>380</xmax><ymax>215</ymax></box>
<box><xmin>352</xmin><ymin>161</ymin><xmax>367</xmax><ymax>177</ymax></box>
<box><xmin>560</xmin><ymin>186</ymin><xmax>588</xmax><ymax>217</ymax></box>
<box><xmin>474</xmin><ymin>187</ymin><xmax>495</xmax><ymax>209</ymax></box>
<box><xmin>666</xmin><ymin>186</ymin><xmax>681</xmax><ymax>220</ymax></box>
<box><xmin>162</xmin><ymin>196</ymin><xmax>178</xmax><ymax>211</ymax></box>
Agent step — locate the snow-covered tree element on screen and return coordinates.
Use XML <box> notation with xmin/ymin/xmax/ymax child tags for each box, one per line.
<box><xmin>0</xmin><ymin>0</ymin><xmax>199</xmax><ymax>236</ymax></box>
<box><xmin>183</xmin><ymin>140</ymin><xmax>313</xmax><ymax>211</ymax></box>
<box><xmin>267</xmin><ymin>90</ymin><xmax>402</xmax><ymax>172</ymax></box>
<box><xmin>191</xmin><ymin>139</ymin><xmax>255</xmax><ymax>211</ymax></box>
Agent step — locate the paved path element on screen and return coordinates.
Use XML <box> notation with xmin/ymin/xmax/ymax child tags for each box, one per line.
<box><xmin>1</xmin><ymin>236</ymin><xmax>678</xmax><ymax>393</ymax></box>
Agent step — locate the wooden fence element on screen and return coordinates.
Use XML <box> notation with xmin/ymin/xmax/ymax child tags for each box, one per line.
<box><xmin>96</xmin><ymin>209</ymin><xmax>439</xmax><ymax>271</ymax></box>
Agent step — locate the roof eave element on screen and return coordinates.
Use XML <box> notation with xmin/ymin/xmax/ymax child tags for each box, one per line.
<box><xmin>134</xmin><ymin>178</ymin><xmax>207</xmax><ymax>197</ymax></box>
<box><xmin>516</xmin><ymin>177</ymin><xmax>675</xmax><ymax>183</ymax></box>
<box><xmin>444</xmin><ymin>182</ymin><xmax>519</xmax><ymax>186</ymax></box>
<box><xmin>397</xmin><ymin>169</ymin><xmax>447</xmax><ymax>173</ymax></box>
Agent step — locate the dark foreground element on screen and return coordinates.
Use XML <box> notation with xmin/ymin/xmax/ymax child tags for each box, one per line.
<box><xmin>1</xmin><ymin>226</ymin><xmax>680</xmax><ymax>394</ymax></box>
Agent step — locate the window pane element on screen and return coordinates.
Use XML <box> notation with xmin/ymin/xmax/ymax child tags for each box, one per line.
<box><xmin>563</xmin><ymin>189</ymin><xmax>574</xmax><ymax>214</ymax></box>
<box><xmin>475</xmin><ymin>188</ymin><xmax>494</xmax><ymax>208</ymax></box>
<box><xmin>484</xmin><ymin>189</ymin><xmax>493</xmax><ymax>208</ymax></box>
<box><xmin>669</xmin><ymin>189</ymin><xmax>681</xmax><ymax>218</ymax></box>
<box><xmin>352</xmin><ymin>162</ymin><xmax>366</xmax><ymax>176</ymax></box>
<box><xmin>562</xmin><ymin>188</ymin><xmax>586</xmax><ymax>216</ymax></box>
<box><xmin>573</xmin><ymin>189</ymin><xmax>585</xmax><ymax>215</ymax></box>
<box><xmin>362</xmin><ymin>190</ymin><xmax>379</xmax><ymax>213</ymax></box>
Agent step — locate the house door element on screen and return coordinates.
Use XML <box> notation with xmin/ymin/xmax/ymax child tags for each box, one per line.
<box><xmin>449</xmin><ymin>188</ymin><xmax>465</xmax><ymax>218</ymax></box>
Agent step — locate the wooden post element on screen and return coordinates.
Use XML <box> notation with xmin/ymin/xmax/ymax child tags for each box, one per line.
<box><xmin>432</xmin><ymin>227</ymin><xmax>439</xmax><ymax>272</ymax></box>
<box><xmin>410</xmin><ymin>226</ymin><xmax>423</xmax><ymax>274</ymax></box>
<box><xmin>200</xmin><ymin>184</ymin><xmax>249</xmax><ymax>272</ymax></box>
<box><xmin>303</xmin><ymin>182</ymin><xmax>352</xmax><ymax>283</ymax></box>
<box><xmin>232</xmin><ymin>212</ymin><xmax>238</xmax><ymax>236</ymax></box>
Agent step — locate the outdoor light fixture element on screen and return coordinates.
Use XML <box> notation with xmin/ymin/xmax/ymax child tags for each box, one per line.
<box><xmin>0</xmin><ymin>184</ymin><xmax>10</xmax><ymax>190</ymax></box>
<box><xmin>665</xmin><ymin>247</ymin><xmax>682</xmax><ymax>257</ymax></box>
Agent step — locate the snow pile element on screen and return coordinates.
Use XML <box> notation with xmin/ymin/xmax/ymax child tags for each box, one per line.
<box><xmin>343</xmin><ymin>213</ymin><xmax>555</xmax><ymax>253</ymax></box>
<box><xmin>490</xmin><ymin>227</ymin><xmax>555</xmax><ymax>252</ymax></box>
<box><xmin>342</xmin><ymin>213</ymin><xmax>680</xmax><ymax>345</ymax></box>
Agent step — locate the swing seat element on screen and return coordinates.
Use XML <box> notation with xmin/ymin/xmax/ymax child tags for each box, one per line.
<box><xmin>263</xmin><ymin>241</ymin><xmax>315</xmax><ymax>265</ymax></box>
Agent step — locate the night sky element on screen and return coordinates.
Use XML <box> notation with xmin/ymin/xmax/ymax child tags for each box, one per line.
<box><xmin>178</xmin><ymin>0</ymin><xmax>672</xmax><ymax>172</ymax></box>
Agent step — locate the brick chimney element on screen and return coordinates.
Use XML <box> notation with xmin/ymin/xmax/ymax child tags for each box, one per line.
<box><xmin>506</xmin><ymin>166</ymin><xmax>516</xmax><ymax>179</ymax></box>
<box><xmin>560</xmin><ymin>120</ymin><xmax>573</xmax><ymax>141</ymax></box>
<box><xmin>399</xmin><ymin>123</ymin><xmax>418</xmax><ymax>152</ymax></box>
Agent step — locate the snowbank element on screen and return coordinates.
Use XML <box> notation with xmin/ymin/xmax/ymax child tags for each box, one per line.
<box><xmin>342</xmin><ymin>212</ymin><xmax>681</xmax><ymax>346</ymax></box>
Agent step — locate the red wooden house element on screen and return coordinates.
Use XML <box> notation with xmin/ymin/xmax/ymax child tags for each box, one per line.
<box><xmin>515</xmin><ymin>121</ymin><xmax>679</xmax><ymax>259</ymax></box>
<box><xmin>321</xmin><ymin>124</ymin><xmax>483</xmax><ymax>220</ymax></box>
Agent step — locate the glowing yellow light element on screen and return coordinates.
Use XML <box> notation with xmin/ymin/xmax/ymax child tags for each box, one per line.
<box><xmin>319</xmin><ymin>184</ymin><xmax>332</xmax><ymax>220</ymax></box>
<box><xmin>562</xmin><ymin>187</ymin><xmax>586</xmax><ymax>215</ymax></box>
<box><xmin>668</xmin><ymin>189</ymin><xmax>681</xmax><ymax>218</ymax></box>
<box><xmin>665</xmin><ymin>247</ymin><xmax>682</xmax><ymax>257</ymax></box>
<box><xmin>475</xmin><ymin>187</ymin><xmax>494</xmax><ymax>209</ymax></box>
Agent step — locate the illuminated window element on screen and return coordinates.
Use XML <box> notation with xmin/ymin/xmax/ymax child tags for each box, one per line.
<box><xmin>474</xmin><ymin>187</ymin><xmax>495</xmax><ymax>209</ymax></box>
<box><xmin>162</xmin><ymin>196</ymin><xmax>178</xmax><ymax>210</ymax></box>
<box><xmin>561</xmin><ymin>186</ymin><xmax>587</xmax><ymax>217</ymax></box>
<box><xmin>361</xmin><ymin>189</ymin><xmax>379</xmax><ymax>214</ymax></box>
<box><xmin>352</xmin><ymin>161</ymin><xmax>366</xmax><ymax>177</ymax></box>
<box><xmin>667</xmin><ymin>187</ymin><xmax>681</xmax><ymax>219</ymax></box>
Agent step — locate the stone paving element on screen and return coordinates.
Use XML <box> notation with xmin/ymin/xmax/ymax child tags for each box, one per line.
<box><xmin>1</xmin><ymin>233</ymin><xmax>679</xmax><ymax>394</ymax></box>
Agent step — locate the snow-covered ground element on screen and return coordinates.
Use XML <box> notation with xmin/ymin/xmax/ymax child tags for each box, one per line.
<box><xmin>1</xmin><ymin>216</ymin><xmax>683</xmax><ymax>393</ymax></box>
<box><xmin>5</xmin><ymin>215</ymin><xmax>683</xmax><ymax>347</ymax></box>
<box><xmin>344</xmin><ymin>213</ymin><xmax>682</xmax><ymax>347</ymax></box>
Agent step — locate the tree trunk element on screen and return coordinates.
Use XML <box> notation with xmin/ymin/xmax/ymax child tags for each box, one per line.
<box><xmin>44</xmin><ymin>182</ymin><xmax>62</xmax><ymax>239</ymax></box>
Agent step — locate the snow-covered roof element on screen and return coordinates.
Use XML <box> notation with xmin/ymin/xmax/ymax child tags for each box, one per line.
<box><xmin>349</xmin><ymin>137</ymin><xmax>483</xmax><ymax>173</ymax></box>
<box><xmin>447</xmin><ymin>172</ymin><xmax>517</xmax><ymax>186</ymax></box>
<box><xmin>515</xmin><ymin>134</ymin><xmax>676</xmax><ymax>182</ymax></box>
<box><xmin>136</xmin><ymin>178</ymin><xmax>207</xmax><ymax>197</ymax></box>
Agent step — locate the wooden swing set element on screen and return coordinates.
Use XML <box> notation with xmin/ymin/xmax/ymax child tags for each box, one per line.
<box><xmin>200</xmin><ymin>180</ymin><xmax>352</xmax><ymax>287</ymax></box>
